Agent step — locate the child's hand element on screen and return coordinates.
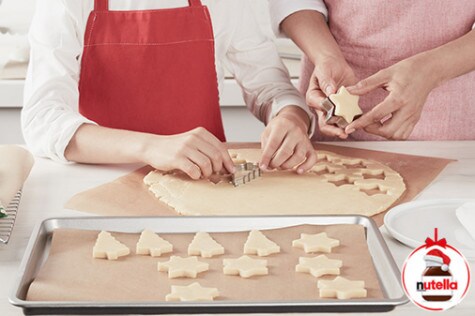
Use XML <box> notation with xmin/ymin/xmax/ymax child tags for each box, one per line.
<box><xmin>143</xmin><ymin>127</ymin><xmax>235</xmax><ymax>180</ymax></box>
<box><xmin>260</xmin><ymin>106</ymin><xmax>317</xmax><ymax>174</ymax></box>
<box><xmin>306</xmin><ymin>58</ymin><xmax>358</xmax><ymax>139</ymax></box>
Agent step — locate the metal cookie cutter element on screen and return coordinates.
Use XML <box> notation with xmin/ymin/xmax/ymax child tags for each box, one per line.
<box><xmin>321</xmin><ymin>86</ymin><xmax>363</xmax><ymax>129</ymax></box>
<box><xmin>231</xmin><ymin>162</ymin><xmax>261</xmax><ymax>187</ymax></box>
<box><xmin>321</xmin><ymin>97</ymin><xmax>351</xmax><ymax>128</ymax></box>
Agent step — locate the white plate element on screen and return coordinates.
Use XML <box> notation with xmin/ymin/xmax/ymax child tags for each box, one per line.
<box><xmin>384</xmin><ymin>199</ymin><xmax>475</xmax><ymax>260</ymax></box>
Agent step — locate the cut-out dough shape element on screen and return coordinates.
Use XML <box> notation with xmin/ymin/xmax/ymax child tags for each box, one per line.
<box><xmin>243</xmin><ymin>230</ymin><xmax>280</xmax><ymax>257</ymax></box>
<box><xmin>165</xmin><ymin>282</ymin><xmax>219</xmax><ymax>302</ymax></box>
<box><xmin>223</xmin><ymin>255</ymin><xmax>268</xmax><ymax>278</ymax></box>
<box><xmin>144</xmin><ymin>149</ymin><xmax>406</xmax><ymax>217</ymax></box>
<box><xmin>158</xmin><ymin>256</ymin><xmax>209</xmax><ymax>279</ymax></box>
<box><xmin>296</xmin><ymin>255</ymin><xmax>342</xmax><ymax>278</ymax></box>
<box><xmin>329</xmin><ymin>86</ymin><xmax>363</xmax><ymax>124</ymax></box>
<box><xmin>292</xmin><ymin>232</ymin><xmax>340</xmax><ymax>253</ymax></box>
<box><xmin>317</xmin><ymin>276</ymin><xmax>367</xmax><ymax>299</ymax></box>
<box><xmin>93</xmin><ymin>231</ymin><xmax>130</xmax><ymax>260</ymax></box>
<box><xmin>136</xmin><ymin>230</ymin><xmax>173</xmax><ymax>257</ymax></box>
<box><xmin>188</xmin><ymin>232</ymin><xmax>225</xmax><ymax>258</ymax></box>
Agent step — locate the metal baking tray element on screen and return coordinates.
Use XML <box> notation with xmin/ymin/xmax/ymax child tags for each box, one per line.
<box><xmin>0</xmin><ymin>190</ymin><xmax>22</xmax><ymax>244</ymax></box>
<box><xmin>10</xmin><ymin>215</ymin><xmax>408</xmax><ymax>314</ymax></box>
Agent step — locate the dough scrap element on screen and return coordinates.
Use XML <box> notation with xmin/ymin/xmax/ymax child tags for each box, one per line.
<box><xmin>92</xmin><ymin>231</ymin><xmax>130</xmax><ymax>260</ymax></box>
<box><xmin>188</xmin><ymin>232</ymin><xmax>225</xmax><ymax>258</ymax></box>
<box><xmin>292</xmin><ymin>233</ymin><xmax>340</xmax><ymax>253</ymax></box>
<box><xmin>158</xmin><ymin>256</ymin><xmax>209</xmax><ymax>279</ymax></box>
<box><xmin>243</xmin><ymin>230</ymin><xmax>280</xmax><ymax>257</ymax></box>
<box><xmin>144</xmin><ymin>149</ymin><xmax>406</xmax><ymax>217</ymax></box>
<box><xmin>317</xmin><ymin>276</ymin><xmax>367</xmax><ymax>299</ymax></box>
<box><xmin>223</xmin><ymin>255</ymin><xmax>268</xmax><ymax>278</ymax></box>
<box><xmin>296</xmin><ymin>255</ymin><xmax>342</xmax><ymax>278</ymax></box>
<box><xmin>165</xmin><ymin>282</ymin><xmax>219</xmax><ymax>302</ymax></box>
<box><xmin>136</xmin><ymin>230</ymin><xmax>173</xmax><ymax>257</ymax></box>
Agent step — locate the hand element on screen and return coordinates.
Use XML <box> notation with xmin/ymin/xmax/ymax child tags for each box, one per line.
<box><xmin>142</xmin><ymin>127</ymin><xmax>235</xmax><ymax>180</ymax></box>
<box><xmin>260</xmin><ymin>106</ymin><xmax>317</xmax><ymax>174</ymax></box>
<box><xmin>346</xmin><ymin>55</ymin><xmax>440</xmax><ymax>140</ymax></box>
<box><xmin>306</xmin><ymin>57</ymin><xmax>358</xmax><ymax>139</ymax></box>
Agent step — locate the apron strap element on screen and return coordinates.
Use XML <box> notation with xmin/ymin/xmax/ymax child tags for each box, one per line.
<box><xmin>94</xmin><ymin>0</ymin><xmax>108</xmax><ymax>11</ymax></box>
<box><xmin>94</xmin><ymin>0</ymin><xmax>201</xmax><ymax>11</ymax></box>
<box><xmin>188</xmin><ymin>0</ymin><xmax>203</xmax><ymax>6</ymax></box>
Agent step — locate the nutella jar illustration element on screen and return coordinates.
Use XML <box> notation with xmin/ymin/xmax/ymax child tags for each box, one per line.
<box><xmin>421</xmin><ymin>249</ymin><xmax>453</xmax><ymax>301</ymax></box>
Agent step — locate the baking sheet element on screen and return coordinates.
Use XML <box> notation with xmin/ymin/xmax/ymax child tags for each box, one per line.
<box><xmin>65</xmin><ymin>143</ymin><xmax>453</xmax><ymax>226</ymax></box>
<box><xmin>10</xmin><ymin>216</ymin><xmax>407</xmax><ymax>314</ymax></box>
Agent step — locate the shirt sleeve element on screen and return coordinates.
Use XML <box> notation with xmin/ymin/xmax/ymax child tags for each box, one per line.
<box><xmin>21</xmin><ymin>0</ymin><xmax>96</xmax><ymax>163</ymax></box>
<box><xmin>268</xmin><ymin>0</ymin><xmax>328</xmax><ymax>38</ymax></box>
<box><xmin>224</xmin><ymin>0</ymin><xmax>315</xmax><ymax>136</ymax></box>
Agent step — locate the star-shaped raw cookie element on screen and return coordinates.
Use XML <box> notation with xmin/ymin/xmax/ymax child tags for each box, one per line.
<box><xmin>329</xmin><ymin>86</ymin><xmax>362</xmax><ymax>124</ymax></box>
<box><xmin>136</xmin><ymin>230</ymin><xmax>173</xmax><ymax>257</ymax></box>
<box><xmin>243</xmin><ymin>230</ymin><xmax>280</xmax><ymax>257</ymax></box>
<box><xmin>292</xmin><ymin>232</ymin><xmax>340</xmax><ymax>253</ymax></box>
<box><xmin>165</xmin><ymin>282</ymin><xmax>219</xmax><ymax>302</ymax></box>
<box><xmin>317</xmin><ymin>276</ymin><xmax>367</xmax><ymax>299</ymax></box>
<box><xmin>223</xmin><ymin>255</ymin><xmax>268</xmax><ymax>278</ymax></box>
<box><xmin>188</xmin><ymin>232</ymin><xmax>225</xmax><ymax>258</ymax></box>
<box><xmin>158</xmin><ymin>256</ymin><xmax>209</xmax><ymax>279</ymax></box>
<box><xmin>93</xmin><ymin>231</ymin><xmax>130</xmax><ymax>260</ymax></box>
<box><xmin>296</xmin><ymin>255</ymin><xmax>342</xmax><ymax>278</ymax></box>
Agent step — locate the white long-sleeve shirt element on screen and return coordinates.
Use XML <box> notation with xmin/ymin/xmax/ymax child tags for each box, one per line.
<box><xmin>22</xmin><ymin>0</ymin><xmax>314</xmax><ymax>163</ymax></box>
<box><xmin>269</xmin><ymin>0</ymin><xmax>475</xmax><ymax>37</ymax></box>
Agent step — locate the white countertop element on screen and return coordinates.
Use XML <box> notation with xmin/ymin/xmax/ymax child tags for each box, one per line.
<box><xmin>1</xmin><ymin>141</ymin><xmax>474</xmax><ymax>316</ymax></box>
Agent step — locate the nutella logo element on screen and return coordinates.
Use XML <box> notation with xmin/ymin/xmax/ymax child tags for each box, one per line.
<box><xmin>417</xmin><ymin>278</ymin><xmax>458</xmax><ymax>292</ymax></box>
<box><xmin>402</xmin><ymin>228</ymin><xmax>470</xmax><ymax>311</ymax></box>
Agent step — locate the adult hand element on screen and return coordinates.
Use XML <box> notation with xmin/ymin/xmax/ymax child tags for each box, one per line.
<box><xmin>143</xmin><ymin>127</ymin><xmax>235</xmax><ymax>180</ymax></box>
<box><xmin>346</xmin><ymin>55</ymin><xmax>440</xmax><ymax>140</ymax></box>
<box><xmin>260</xmin><ymin>106</ymin><xmax>317</xmax><ymax>174</ymax></box>
<box><xmin>306</xmin><ymin>57</ymin><xmax>358</xmax><ymax>139</ymax></box>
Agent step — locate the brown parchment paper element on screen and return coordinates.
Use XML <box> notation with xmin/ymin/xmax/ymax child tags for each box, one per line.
<box><xmin>27</xmin><ymin>224</ymin><xmax>383</xmax><ymax>302</ymax></box>
<box><xmin>65</xmin><ymin>143</ymin><xmax>453</xmax><ymax>226</ymax></box>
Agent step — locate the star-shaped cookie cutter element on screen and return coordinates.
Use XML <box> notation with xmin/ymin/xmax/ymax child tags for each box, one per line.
<box><xmin>322</xmin><ymin>86</ymin><xmax>363</xmax><ymax>128</ymax></box>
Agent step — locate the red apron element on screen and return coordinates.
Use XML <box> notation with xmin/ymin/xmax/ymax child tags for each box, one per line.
<box><xmin>78</xmin><ymin>0</ymin><xmax>226</xmax><ymax>141</ymax></box>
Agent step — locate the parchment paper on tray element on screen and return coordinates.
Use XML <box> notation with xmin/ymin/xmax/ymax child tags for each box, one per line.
<box><xmin>65</xmin><ymin>143</ymin><xmax>453</xmax><ymax>226</ymax></box>
<box><xmin>27</xmin><ymin>224</ymin><xmax>383</xmax><ymax>302</ymax></box>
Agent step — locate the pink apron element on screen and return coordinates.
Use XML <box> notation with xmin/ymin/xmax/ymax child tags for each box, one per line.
<box><xmin>300</xmin><ymin>0</ymin><xmax>475</xmax><ymax>141</ymax></box>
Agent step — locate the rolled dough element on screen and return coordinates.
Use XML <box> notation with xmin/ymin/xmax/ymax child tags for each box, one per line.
<box><xmin>144</xmin><ymin>149</ymin><xmax>406</xmax><ymax>216</ymax></box>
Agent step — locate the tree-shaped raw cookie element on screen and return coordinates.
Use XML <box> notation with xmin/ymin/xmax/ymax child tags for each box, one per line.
<box><xmin>165</xmin><ymin>282</ymin><xmax>219</xmax><ymax>302</ymax></box>
<box><xmin>223</xmin><ymin>255</ymin><xmax>268</xmax><ymax>278</ymax></box>
<box><xmin>136</xmin><ymin>230</ymin><xmax>173</xmax><ymax>257</ymax></box>
<box><xmin>158</xmin><ymin>256</ymin><xmax>209</xmax><ymax>279</ymax></box>
<box><xmin>317</xmin><ymin>276</ymin><xmax>367</xmax><ymax>299</ymax></box>
<box><xmin>292</xmin><ymin>232</ymin><xmax>340</xmax><ymax>253</ymax></box>
<box><xmin>296</xmin><ymin>255</ymin><xmax>342</xmax><ymax>278</ymax></box>
<box><xmin>93</xmin><ymin>231</ymin><xmax>130</xmax><ymax>260</ymax></box>
<box><xmin>243</xmin><ymin>230</ymin><xmax>280</xmax><ymax>257</ymax></box>
<box><xmin>188</xmin><ymin>232</ymin><xmax>225</xmax><ymax>258</ymax></box>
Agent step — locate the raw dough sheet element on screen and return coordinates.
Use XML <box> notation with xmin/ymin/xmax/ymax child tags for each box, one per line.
<box><xmin>65</xmin><ymin>143</ymin><xmax>453</xmax><ymax>226</ymax></box>
<box><xmin>27</xmin><ymin>224</ymin><xmax>383</xmax><ymax>302</ymax></box>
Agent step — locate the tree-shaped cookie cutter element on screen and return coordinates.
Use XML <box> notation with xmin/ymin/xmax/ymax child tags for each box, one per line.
<box><xmin>231</xmin><ymin>162</ymin><xmax>261</xmax><ymax>187</ymax></box>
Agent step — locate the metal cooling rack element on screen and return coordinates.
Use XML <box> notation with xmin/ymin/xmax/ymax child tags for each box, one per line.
<box><xmin>0</xmin><ymin>190</ymin><xmax>21</xmax><ymax>244</ymax></box>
